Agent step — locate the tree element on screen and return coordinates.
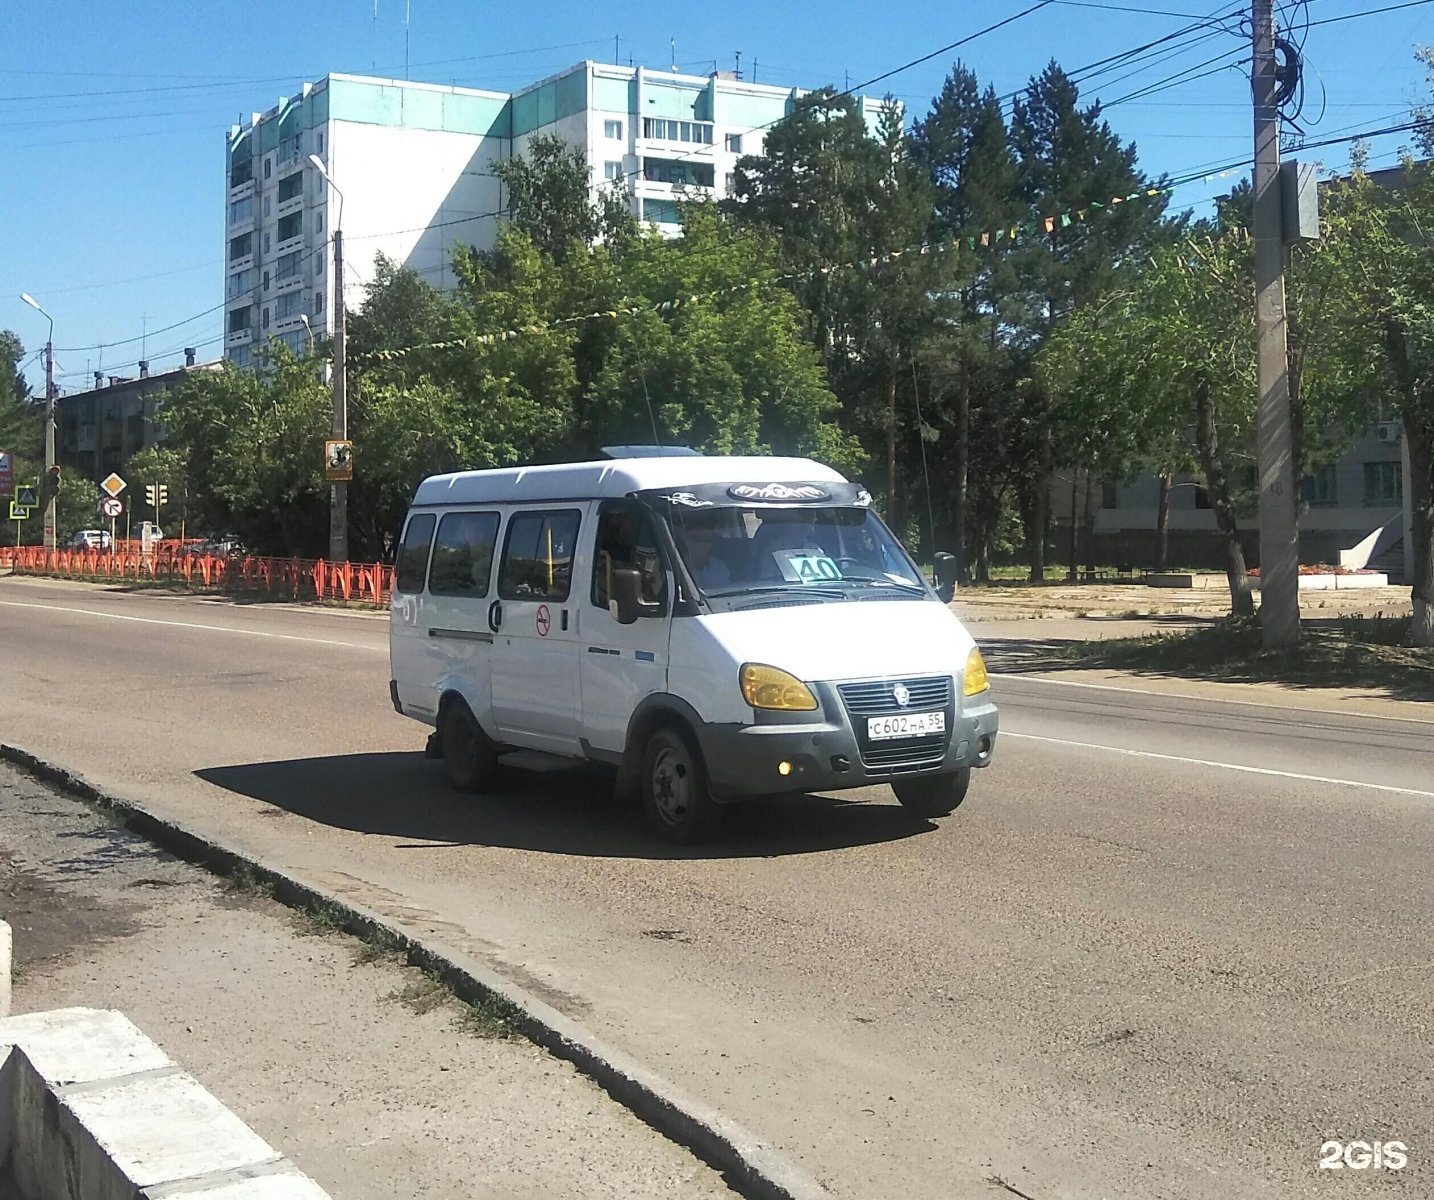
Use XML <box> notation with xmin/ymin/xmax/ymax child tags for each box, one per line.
<box><xmin>492</xmin><ymin>133</ymin><xmax>634</xmax><ymax>262</ymax></box>
<box><xmin>0</xmin><ymin>331</ymin><xmax>39</xmax><ymax>459</ymax></box>
<box><xmin>126</xmin><ymin>445</ymin><xmax>189</xmax><ymax>535</ymax></box>
<box><xmin>910</xmin><ymin>64</ymin><xmax>1026</xmax><ymax>580</ymax></box>
<box><xmin>158</xmin><ymin>342</ymin><xmax>331</xmax><ymax>556</ymax></box>
<box><xmin>1319</xmin><ymin>164</ymin><xmax>1434</xmax><ymax>645</ymax></box>
<box><xmin>1009</xmin><ymin>62</ymin><xmax>1174</xmax><ymax>581</ymax></box>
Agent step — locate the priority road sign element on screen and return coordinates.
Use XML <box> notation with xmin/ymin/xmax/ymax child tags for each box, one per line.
<box><xmin>8</xmin><ymin>501</ymin><xmax>30</xmax><ymax>522</ymax></box>
<box><xmin>100</xmin><ymin>472</ymin><xmax>127</xmax><ymax>498</ymax></box>
<box><xmin>15</xmin><ymin>484</ymin><xmax>38</xmax><ymax>508</ymax></box>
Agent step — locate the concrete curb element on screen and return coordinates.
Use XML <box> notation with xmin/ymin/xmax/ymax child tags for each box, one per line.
<box><xmin>0</xmin><ymin>919</ymin><xmax>10</xmax><ymax>1019</ymax></box>
<box><xmin>0</xmin><ymin>743</ymin><xmax>830</xmax><ymax>1200</ymax></box>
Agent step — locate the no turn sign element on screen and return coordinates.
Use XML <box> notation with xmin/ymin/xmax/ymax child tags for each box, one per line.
<box><xmin>100</xmin><ymin>496</ymin><xmax>123</xmax><ymax>519</ymax></box>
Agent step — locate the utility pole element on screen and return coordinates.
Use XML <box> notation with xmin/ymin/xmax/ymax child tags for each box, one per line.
<box><xmin>43</xmin><ymin>340</ymin><xmax>56</xmax><ymax>552</ymax></box>
<box><xmin>1252</xmin><ymin>0</ymin><xmax>1300</xmax><ymax>648</ymax></box>
<box><xmin>330</xmin><ymin>225</ymin><xmax>349</xmax><ymax>564</ymax></box>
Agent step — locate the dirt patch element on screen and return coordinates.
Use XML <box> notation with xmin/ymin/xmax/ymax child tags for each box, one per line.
<box><xmin>0</xmin><ymin>845</ymin><xmax>143</xmax><ymax>978</ymax></box>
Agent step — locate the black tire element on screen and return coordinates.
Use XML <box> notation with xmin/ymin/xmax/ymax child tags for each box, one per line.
<box><xmin>892</xmin><ymin>768</ymin><xmax>971</xmax><ymax>818</ymax></box>
<box><xmin>641</xmin><ymin>726</ymin><xmax>723</xmax><ymax>844</ymax></box>
<box><xmin>441</xmin><ymin>700</ymin><xmax>500</xmax><ymax>794</ymax></box>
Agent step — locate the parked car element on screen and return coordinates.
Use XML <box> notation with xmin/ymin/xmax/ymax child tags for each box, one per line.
<box><xmin>184</xmin><ymin>535</ymin><xmax>247</xmax><ymax>557</ymax></box>
<box><xmin>70</xmin><ymin>529</ymin><xmax>112</xmax><ymax>550</ymax></box>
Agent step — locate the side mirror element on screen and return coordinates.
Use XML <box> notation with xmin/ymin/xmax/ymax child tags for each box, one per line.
<box><xmin>609</xmin><ymin>567</ymin><xmax>661</xmax><ymax>625</ymax></box>
<box><xmin>933</xmin><ymin>552</ymin><xmax>957</xmax><ymax>604</ymax></box>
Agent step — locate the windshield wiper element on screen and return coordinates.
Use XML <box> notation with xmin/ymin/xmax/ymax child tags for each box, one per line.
<box><xmin>705</xmin><ymin>584</ymin><xmax>849</xmax><ymax>600</ymax></box>
<box><xmin>835</xmin><ymin>574</ymin><xmax>928</xmax><ymax>593</ymax></box>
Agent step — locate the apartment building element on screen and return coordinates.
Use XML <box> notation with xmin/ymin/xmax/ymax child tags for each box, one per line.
<box><xmin>224</xmin><ymin>63</ymin><xmax>891</xmax><ymax>367</ymax></box>
<box><xmin>54</xmin><ymin>350</ymin><xmax>223</xmax><ymax>482</ymax></box>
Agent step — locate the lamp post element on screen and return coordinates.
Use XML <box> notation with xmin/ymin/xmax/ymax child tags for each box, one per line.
<box><xmin>298</xmin><ymin>312</ymin><xmax>315</xmax><ymax>356</ymax></box>
<box><xmin>19</xmin><ymin>292</ymin><xmax>56</xmax><ymax>552</ymax></box>
<box><xmin>308</xmin><ymin>153</ymin><xmax>348</xmax><ymax>563</ymax></box>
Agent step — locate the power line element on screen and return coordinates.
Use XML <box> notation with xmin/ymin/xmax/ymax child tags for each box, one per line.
<box><xmin>53</xmin><ymin>303</ymin><xmax>226</xmax><ymax>354</ymax></box>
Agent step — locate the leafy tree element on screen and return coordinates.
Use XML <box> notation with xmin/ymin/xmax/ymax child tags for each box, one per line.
<box><xmin>1319</xmin><ymin>164</ymin><xmax>1434</xmax><ymax>645</ymax></box>
<box><xmin>126</xmin><ymin>445</ymin><xmax>189</xmax><ymax>534</ymax></box>
<box><xmin>159</xmin><ymin>342</ymin><xmax>331</xmax><ymax>556</ymax></box>
<box><xmin>493</xmin><ymin>133</ymin><xmax>634</xmax><ymax>262</ymax></box>
<box><xmin>1009</xmin><ymin>62</ymin><xmax>1174</xmax><ymax>580</ymax></box>
<box><xmin>0</xmin><ymin>331</ymin><xmax>39</xmax><ymax>460</ymax></box>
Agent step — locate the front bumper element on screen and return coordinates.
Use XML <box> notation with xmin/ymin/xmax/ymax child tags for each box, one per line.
<box><xmin>696</xmin><ymin>684</ymin><xmax>998</xmax><ymax>801</ymax></box>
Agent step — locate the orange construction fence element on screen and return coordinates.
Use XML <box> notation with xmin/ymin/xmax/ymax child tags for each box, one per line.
<box><xmin>0</xmin><ymin>544</ymin><xmax>394</xmax><ymax>608</ymax></box>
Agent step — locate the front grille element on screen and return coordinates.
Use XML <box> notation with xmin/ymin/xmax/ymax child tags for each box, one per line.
<box><xmin>837</xmin><ymin>676</ymin><xmax>951</xmax><ymax>716</ymax></box>
<box><xmin>836</xmin><ymin>676</ymin><xmax>954</xmax><ymax>772</ymax></box>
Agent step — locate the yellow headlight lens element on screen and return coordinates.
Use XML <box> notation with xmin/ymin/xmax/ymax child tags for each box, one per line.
<box><xmin>964</xmin><ymin>647</ymin><xmax>990</xmax><ymax>696</ymax></box>
<box><xmin>740</xmin><ymin>663</ymin><xmax>818</xmax><ymax>711</ymax></box>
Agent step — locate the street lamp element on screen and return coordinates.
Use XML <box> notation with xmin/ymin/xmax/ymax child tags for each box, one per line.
<box><xmin>19</xmin><ymin>292</ymin><xmax>57</xmax><ymax>552</ymax></box>
<box><xmin>298</xmin><ymin>313</ymin><xmax>314</xmax><ymax>356</ymax></box>
<box><xmin>308</xmin><ymin>153</ymin><xmax>348</xmax><ymax>563</ymax></box>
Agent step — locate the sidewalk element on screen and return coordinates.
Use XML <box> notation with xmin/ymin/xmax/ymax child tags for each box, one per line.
<box><xmin>0</xmin><ymin>761</ymin><xmax>733</xmax><ymax>1200</ymax></box>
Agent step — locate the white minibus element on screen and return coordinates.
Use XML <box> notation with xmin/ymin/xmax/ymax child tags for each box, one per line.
<box><xmin>389</xmin><ymin>453</ymin><xmax>997</xmax><ymax>841</ymax></box>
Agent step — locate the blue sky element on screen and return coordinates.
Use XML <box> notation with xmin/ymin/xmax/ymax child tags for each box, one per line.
<box><xmin>3</xmin><ymin>0</ymin><xmax>1431</xmax><ymax>398</ymax></box>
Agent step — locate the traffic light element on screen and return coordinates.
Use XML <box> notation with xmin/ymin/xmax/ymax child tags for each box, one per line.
<box><xmin>144</xmin><ymin>484</ymin><xmax>157</xmax><ymax>508</ymax></box>
<box><xmin>157</xmin><ymin>484</ymin><xmax>169</xmax><ymax>507</ymax></box>
<box><xmin>38</xmin><ymin>465</ymin><xmax>61</xmax><ymax>507</ymax></box>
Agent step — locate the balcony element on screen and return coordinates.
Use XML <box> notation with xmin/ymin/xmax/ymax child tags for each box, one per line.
<box><xmin>274</xmin><ymin>233</ymin><xmax>305</xmax><ymax>258</ymax></box>
<box><xmin>225</xmin><ymin>328</ymin><xmax>253</xmax><ymax>347</ymax></box>
<box><xmin>272</xmin><ymin>271</ymin><xmax>304</xmax><ymax>294</ymax></box>
<box><xmin>227</xmin><ymin>252</ymin><xmax>254</xmax><ymax>275</ymax></box>
<box><xmin>225</xmin><ymin>288</ymin><xmax>255</xmax><ymax>309</ymax></box>
<box><xmin>276</xmin><ymin>192</ymin><xmax>304</xmax><ymax>218</ymax></box>
<box><xmin>228</xmin><ymin>177</ymin><xmax>256</xmax><ymax>203</ymax></box>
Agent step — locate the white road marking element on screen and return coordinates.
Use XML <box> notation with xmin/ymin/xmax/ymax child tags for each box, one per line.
<box><xmin>997</xmin><ymin>674</ymin><xmax>1434</xmax><ymax>726</ymax></box>
<box><xmin>1002</xmin><ymin>731</ymin><xmax>1434</xmax><ymax>799</ymax></box>
<box><xmin>0</xmin><ymin>599</ymin><xmax>384</xmax><ymax>652</ymax></box>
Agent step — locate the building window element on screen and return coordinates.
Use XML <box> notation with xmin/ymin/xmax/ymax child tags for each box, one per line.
<box><xmin>275</xmin><ymin>292</ymin><xmax>303</xmax><ymax>319</ymax></box>
<box><xmin>725</xmin><ymin>133</ymin><xmax>742</xmax><ymax>154</ymax></box>
<box><xmin>275</xmin><ymin>250</ymin><xmax>303</xmax><ymax>281</ymax></box>
<box><xmin>262</xmin><ymin>270</ymin><xmax>270</xmax><ymax>291</ymax></box>
<box><xmin>643</xmin><ymin>118</ymin><xmax>713</xmax><ymax>144</ymax></box>
<box><xmin>725</xmin><ymin>172</ymin><xmax>737</xmax><ymax>193</ymax></box>
<box><xmin>229</xmin><ymin>158</ymin><xmax>253</xmax><ymax>188</ymax></box>
<box><xmin>225</xmin><ymin>268</ymin><xmax>255</xmax><ymax>299</ymax></box>
<box><xmin>230</xmin><ymin>346</ymin><xmax>252</xmax><ymax>369</ymax></box>
<box><xmin>317</xmin><ymin>130</ymin><xmax>325</xmax><ymax>154</ymax></box>
<box><xmin>1194</xmin><ymin>486</ymin><xmax>1211</xmax><ymax>510</ymax></box>
<box><xmin>277</xmin><ymin>212</ymin><xmax>302</xmax><ymax>242</ymax></box>
<box><xmin>1363</xmin><ymin>461</ymin><xmax>1402</xmax><ymax>506</ymax></box>
<box><xmin>228</xmin><ymin>233</ymin><xmax>252</xmax><ymax>262</ymax></box>
<box><xmin>262</xmin><ymin>308</ymin><xmax>270</xmax><ymax>329</ymax></box>
<box><xmin>277</xmin><ymin>131</ymin><xmax>303</xmax><ymax>165</ymax></box>
<box><xmin>263</xmin><ymin>195</ymin><xmax>271</xmax><ymax>218</ymax></box>
<box><xmin>228</xmin><ymin>197</ymin><xmax>253</xmax><ymax>225</ymax></box>
<box><xmin>604</xmin><ymin>119</ymin><xmax>623</xmax><ymax>139</ymax></box>
<box><xmin>227</xmin><ymin>309</ymin><xmax>250</xmax><ymax>334</ymax></box>
<box><xmin>1101</xmin><ymin>481</ymin><xmax>1119</xmax><ymax>510</ymax></box>
<box><xmin>264</xmin><ymin>156</ymin><xmax>272</xmax><ymax>179</ymax></box>
<box><xmin>643</xmin><ymin>158</ymin><xmax>713</xmax><ymax>187</ymax></box>
<box><xmin>277</xmin><ymin>172</ymin><xmax>304</xmax><ymax>203</ymax></box>
<box><xmin>1302</xmin><ymin>465</ymin><xmax>1338</xmax><ymax>508</ymax></box>
<box><xmin>642</xmin><ymin>197</ymin><xmax>680</xmax><ymax>226</ymax></box>
<box><xmin>314</xmin><ymin>290</ymin><xmax>324</xmax><ymax>313</ymax></box>
<box><xmin>316</xmin><ymin>212</ymin><xmax>324</xmax><ymax>234</ymax></box>
<box><xmin>263</xmin><ymin>232</ymin><xmax>270</xmax><ymax>254</ymax></box>
<box><xmin>604</xmin><ymin>160</ymin><xmax>624</xmax><ymax>181</ymax></box>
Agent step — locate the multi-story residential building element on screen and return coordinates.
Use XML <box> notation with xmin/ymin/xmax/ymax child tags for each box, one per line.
<box><xmin>224</xmin><ymin>63</ymin><xmax>892</xmax><ymax>368</ymax></box>
<box><xmin>54</xmin><ymin>350</ymin><xmax>223</xmax><ymax>482</ymax></box>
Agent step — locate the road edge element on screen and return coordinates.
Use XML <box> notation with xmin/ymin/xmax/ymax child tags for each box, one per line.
<box><xmin>0</xmin><ymin>741</ymin><xmax>830</xmax><ymax>1200</ymax></box>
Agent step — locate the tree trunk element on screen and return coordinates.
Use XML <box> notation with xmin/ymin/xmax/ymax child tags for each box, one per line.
<box><xmin>1028</xmin><ymin>424</ymin><xmax>1053</xmax><ymax>582</ymax></box>
<box><xmin>1155</xmin><ymin>472</ymin><xmax>1172</xmax><ymax>573</ymax></box>
<box><xmin>1408</xmin><ymin>413</ymin><xmax>1433</xmax><ymax>647</ymax></box>
<box><xmin>1066</xmin><ymin>471</ymin><xmax>1079</xmax><ymax>583</ymax></box>
<box><xmin>1082</xmin><ymin>471</ymin><xmax>1096</xmax><ymax>575</ymax></box>
<box><xmin>885</xmin><ymin>350</ymin><xmax>898</xmax><ymax>529</ymax></box>
<box><xmin>1193</xmin><ymin>379</ymin><xmax>1254</xmax><ymax>617</ymax></box>
<box><xmin>952</xmin><ymin>357</ymin><xmax>970</xmax><ymax>583</ymax></box>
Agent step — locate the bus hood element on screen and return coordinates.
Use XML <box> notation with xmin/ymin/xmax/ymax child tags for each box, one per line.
<box><xmin>698</xmin><ymin>597</ymin><xmax>978</xmax><ymax>684</ymax></box>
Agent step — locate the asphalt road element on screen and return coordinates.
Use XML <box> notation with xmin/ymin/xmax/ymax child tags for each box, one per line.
<box><xmin>1</xmin><ymin>578</ymin><xmax>1430</xmax><ymax>1200</ymax></box>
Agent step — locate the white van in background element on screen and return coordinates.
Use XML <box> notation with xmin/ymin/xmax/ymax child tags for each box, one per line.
<box><xmin>389</xmin><ymin>453</ymin><xmax>998</xmax><ymax>842</ymax></box>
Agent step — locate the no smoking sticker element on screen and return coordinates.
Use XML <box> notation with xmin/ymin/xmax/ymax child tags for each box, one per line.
<box><xmin>536</xmin><ymin>604</ymin><xmax>552</xmax><ymax>637</ymax></box>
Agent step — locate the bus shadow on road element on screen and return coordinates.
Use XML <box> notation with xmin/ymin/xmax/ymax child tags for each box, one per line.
<box><xmin>194</xmin><ymin>752</ymin><xmax>939</xmax><ymax>860</ymax></box>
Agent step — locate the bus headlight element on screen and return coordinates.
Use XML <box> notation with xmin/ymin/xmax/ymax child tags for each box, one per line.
<box><xmin>740</xmin><ymin>663</ymin><xmax>818</xmax><ymax>711</ymax></box>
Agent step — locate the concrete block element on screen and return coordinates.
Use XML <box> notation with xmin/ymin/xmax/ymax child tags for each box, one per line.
<box><xmin>155</xmin><ymin>1166</ymin><xmax>335</xmax><ymax>1198</ymax></box>
<box><xmin>65</xmin><ymin>1071</ymin><xmax>281</xmax><ymax>1188</ymax></box>
<box><xmin>0</xmin><ymin>1007</ymin><xmax>332</xmax><ymax>1200</ymax></box>
<box><xmin>0</xmin><ymin>1008</ymin><xmax>171</xmax><ymax>1085</ymax></box>
<box><xmin>0</xmin><ymin>919</ymin><xmax>9</xmax><ymax>1019</ymax></box>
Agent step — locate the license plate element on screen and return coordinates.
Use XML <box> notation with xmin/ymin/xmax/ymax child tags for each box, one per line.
<box><xmin>867</xmin><ymin>711</ymin><xmax>946</xmax><ymax>741</ymax></box>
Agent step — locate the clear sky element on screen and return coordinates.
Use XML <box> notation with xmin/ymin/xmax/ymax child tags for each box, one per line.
<box><xmin>3</xmin><ymin>0</ymin><xmax>1431</xmax><ymax>398</ymax></box>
